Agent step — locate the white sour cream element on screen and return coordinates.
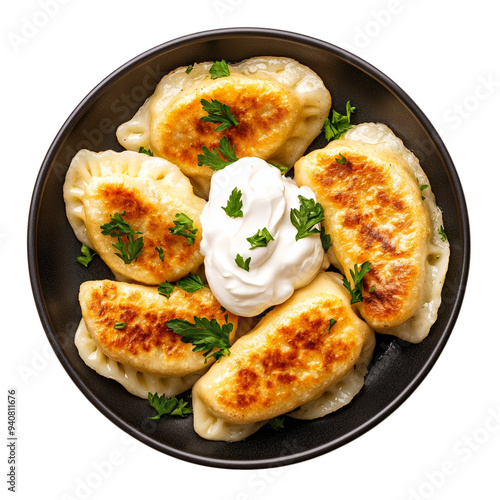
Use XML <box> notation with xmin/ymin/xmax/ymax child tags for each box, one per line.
<box><xmin>200</xmin><ymin>157</ymin><xmax>325</xmax><ymax>317</ymax></box>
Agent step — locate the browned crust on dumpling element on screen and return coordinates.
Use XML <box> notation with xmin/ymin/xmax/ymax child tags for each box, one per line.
<box><xmin>83</xmin><ymin>176</ymin><xmax>204</xmax><ymax>284</ymax></box>
<box><xmin>195</xmin><ymin>273</ymin><xmax>373</xmax><ymax>423</ymax></box>
<box><xmin>295</xmin><ymin>144</ymin><xmax>430</xmax><ymax>330</ymax></box>
<box><xmin>79</xmin><ymin>280</ymin><xmax>237</xmax><ymax>376</ymax></box>
<box><xmin>150</xmin><ymin>76</ymin><xmax>299</xmax><ymax>180</ymax></box>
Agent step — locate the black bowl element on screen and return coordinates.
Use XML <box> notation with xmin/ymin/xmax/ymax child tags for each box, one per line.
<box><xmin>28</xmin><ymin>27</ymin><xmax>470</xmax><ymax>469</ymax></box>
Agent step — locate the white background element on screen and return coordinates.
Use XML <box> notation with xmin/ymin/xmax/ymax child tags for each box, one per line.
<box><xmin>2</xmin><ymin>1</ymin><xmax>498</xmax><ymax>498</ymax></box>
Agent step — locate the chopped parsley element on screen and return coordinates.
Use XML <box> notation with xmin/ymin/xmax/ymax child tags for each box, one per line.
<box><xmin>138</xmin><ymin>147</ymin><xmax>153</xmax><ymax>156</ymax></box>
<box><xmin>197</xmin><ymin>136</ymin><xmax>239</xmax><ymax>171</ymax></box>
<box><xmin>320</xmin><ymin>226</ymin><xmax>332</xmax><ymax>253</ymax></box>
<box><xmin>209</xmin><ymin>60</ymin><xmax>230</xmax><ymax>79</ymax></box>
<box><xmin>166</xmin><ymin>316</ymin><xmax>233</xmax><ymax>362</ymax></box>
<box><xmin>235</xmin><ymin>253</ymin><xmax>251</xmax><ymax>271</ymax></box>
<box><xmin>327</xmin><ymin>318</ymin><xmax>337</xmax><ymax>333</ymax></box>
<box><xmin>155</xmin><ymin>246</ymin><xmax>164</xmax><ymax>261</ymax></box>
<box><xmin>169</xmin><ymin>213</ymin><xmax>198</xmax><ymax>245</ymax></box>
<box><xmin>247</xmin><ymin>227</ymin><xmax>274</xmax><ymax>249</ymax></box>
<box><xmin>342</xmin><ymin>261</ymin><xmax>371</xmax><ymax>304</ymax></box>
<box><xmin>323</xmin><ymin>101</ymin><xmax>356</xmax><ymax>141</ymax></box>
<box><xmin>177</xmin><ymin>273</ymin><xmax>205</xmax><ymax>293</ymax></box>
<box><xmin>222</xmin><ymin>187</ymin><xmax>243</xmax><ymax>218</ymax></box>
<box><xmin>100</xmin><ymin>211</ymin><xmax>144</xmax><ymax>264</ymax></box>
<box><xmin>335</xmin><ymin>153</ymin><xmax>347</xmax><ymax>165</ymax></box>
<box><xmin>268</xmin><ymin>416</ymin><xmax>285</xmax><ymax>431</ymax></box>
<box><xmin>200</xmin><ymin>98</ymin><xmax>239</xmax><ymax>132</ymax></box>
<box><xmin>148</xmin><ymin>392</ymin><xmax>193</xmax><ymax>420</ymax></box>
<box><xmin>290</xmin><ymin>195</ymin><xmax>324</xmax><ymax>240</ymax></box>
<box><xmin>76</xmin><ymin>244</ymin><xmax>96</xmax><ymax>267</ymax></box>
<box><xmin>185</xmin><ymin>64</ymin><xmax>194</xmax><ymax>74</ymax></box>
<box><xmin>269</xmin><ymin>162</ymin><xmax>287</xmax><ymax>174</ymax></box>
<box><xmin>158</xmin><ymin>281</ymin><xmax>174</xmax><ymax>299</ymax></box>
<box><xmin>438</xmin><ymin>225</ymin><xmax>447</xmax><ymax>242</ymax></box>
<box><xmin>114</xmin><ymin>322</ymin><xmax>127</xmax><ymax>330</ymax></box>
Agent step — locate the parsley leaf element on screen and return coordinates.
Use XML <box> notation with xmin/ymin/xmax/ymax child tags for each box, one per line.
<box><xmin>209</xmin><ymin>60</ymin><xmax>230</xmax><ymax>79</ymax></box>
<box><xmin>235</xmin><ymin>253</ymin><xmax>251</xmax><ymax>271</ymax></box>
<box><xmin>323</xmin><ymin>101</ymin><xmax>356</xmax><ymax>141</ymax></box>
<box><xmin>247</xmin><ymin>227</ymin><xmax>274</xmax><ymax>249</ymax></box>
<box><xmin>169</xmin><ymin>213</ymin><xmax>198</xmax><ymax>245</ymax></box>
<box><xmin>342</xmin><ymin>261</ymin><xmax>371</xmax><ymax>304</ymax></box>
<box><xmin>114</xmin><ymin>322</ymin><xmax>127</xmax><ymax>330</ymax></box>
<box><xmin>155</xmin><ymin>246</ymin><xmax>164</xmax><ymax>261</ymax></box>
<box><xmin>166</xmin><ymin>316</ymin><xmax>233</xmax><ymax>362</ymax></box>
<box><xmin>222</xmin><ymin>187</ymin><xmax>243</xmax><ymax>218</ymax></box>
<box><xmin>76</xmin><ymin>244</ymin><xmax>96</xmax><ymax>267</ymax></box>
<box><xmin>158</xmin><ymin>281</ymin><xmax>174</xmax><ymax>299</ymax></box>
<box><xmin>197</xmin><ymin>136</ymin><xmax>239</xmax><ymax>171</ymax></box>
<box><xmin>148</xmin><ymin>392</ymin><xmax>193</xmax><ymax>420</ymax></box>
<box><xmin>101</xmin><ymin>211</ymin><xmax>144</xmax><ymax>264</ymax></box>
<box><xmin>139</xmin><ymin>146</ymin><xmax>153</xmax><ymax>156</ymax></box>
<box><xmin>438</xmin><ymin>225</ymin><xmax>447</xmax><ymax>242</ymax></box>
<box><xmin>200</xmin><ymin>98</ymin><xmax>239</xmax><ymax>132</ymax></box>
<box><xmin>327</xmin><ymin>318</ymin><xmax>337</xmax><ymax>333</ymax></box>
<box><xmin>177</xmin><ymin>273</ymin><xmax>204</xmax><ymax>293</ymax></box>
<box><xmin>269</xmin><ymin>162</ymin><xmax>288</xmax><ymax>174</ymax></box>
<box><xmin>320</xmin><ymin>227</ymin><xmax>332</xmax><ymax>253</ymax></box>
<box><xmin>290</xmin><ymin>196</ymin><xmax>324</xmax><ymax>240</ymax></box>
<box><xmin>335</xmin><ymin>153</ymin><xmax>347</xmax><ymax>165</ymax></box>
<box><xmin>268</xmin><ymin>416</ymin><xmax>285</xmax><ymax>431</ymax></box>
<box><xmin>186</xmin><ymin>64</ymin><xmax>194</xmax><ymax>74</ymax></box>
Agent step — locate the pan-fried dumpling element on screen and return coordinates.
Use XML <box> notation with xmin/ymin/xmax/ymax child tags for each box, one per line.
<box><xmin>116</xmin><ymin>57</ymin><xmax>331</xmax><ymax>197</ymax></box>
<box><xmin>294</xmin><ymin>123</ymin><xmax>449</xmax><ymax>342</ymax></box>
<box><xmin>63</xmin><ymin>149</ymin><xmax>205</xmax><ymax>284</ymax></box>
<box><xmin>75</xmin><ymin>280</ymin><xmax>238</xmax><ymax>398</ymax></box>
<box><xmin>192</xmin><ymin>272</ymin><xmax>375</xmax><ymax>441</ymax></box>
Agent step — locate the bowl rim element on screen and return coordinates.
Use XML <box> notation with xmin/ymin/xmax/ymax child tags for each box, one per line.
<box><xmin>27</xmin><ymin>26</ymin><xmax>471</xmax><ymax>469</ymax></box>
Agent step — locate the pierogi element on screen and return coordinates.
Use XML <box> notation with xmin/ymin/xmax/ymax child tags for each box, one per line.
<box><xmin>192</xmin><ymin>272</ymin><xmax>375</xmax><ymax>441</ymax></box>
<box><xmin>76</xmin><ymin>280</ymin><xmax>238</xmax><ymax>398</ymax></box>
<box><xmin>116</xmin><ymin>56</ymin><xmax>331</xmax><ymax>197</ymax></box>
<box><xmin>294</xmin><ymin>123</ymin><xmax>449</xmax><ymax>342</ymax></box>
<box><xmin>63</xmin><ymin>149</ymin><xmax>205</xmax><ymax>284</ymax></box>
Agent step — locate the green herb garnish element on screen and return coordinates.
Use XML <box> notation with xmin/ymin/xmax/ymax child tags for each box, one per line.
<box><xmin>158</xmin><ymin>281</ymin><xmax>174</xmax><ymax>299</ymax></box>
<box><xmin>327</xmin><ymin>318</ymin><xmax>337</xmax><ymax>333</ymax></box>
<box><xmin>200</xmin><ymin>98</ymin><xmax>239</xmax><ymax>132</ymax></box>
<box><xmin>177</xmin><ymin>273</ymin><xmax>204</xmax><ymax>293</ymax></box>
<box><xmin>197</xmin><ymin>136</ymin><xmax>239</xmax><ymax>171</ymax></box>
<box><xmin>247</xmin><ymin>227</ymin><xmax>274</xmax><ymax>249</ymax></box>
<box><xmin>166</xmin><ymin>316</ymin><xmax>233</xmax><ymax>362</ymax></box>
<box><xmin>235</xmin><ymin>253</ymin><xmax>251</xmax><ymax>271</ymax></box>
<box><xmin>222</xmin><ymin>187</ymin><xmax>243</xmax><ymax>218</ymax></box>
<box><xmin>148</xmin><ymin>392</ymin><xmax>193</xmax><ymax>420</ymax></box>
<box><xmin>320</xmin><ymin>227</ymin><xmax>332</xmax><ymax>253</ymax></box>
<box><xmin>76</xmin><ymin>244</ymin><xmax>96</xmax><ymax>267</ymax></box>
<box><xmin>269</xmin><ymin>162</ymin><xmax>288</xmax><ymax>174</ymax></box>
<box><xmin>155</xmin><ymin>246</ymin><xmax>164</xmax><ymax>261</ymax></box>
<box><xmin>438</xmin><ymin>225</ymin><xmax>447</xmax><ymax>242</ymax></box>
<box><xmin>169</xmin><ymin>213</ymin><xmax>198</xmax><ymax>245</ymax></box>
<box><xmin>335</xmin><ymin>153</ymin><xmax>347</xmax><ymax>165</ymax></box>
<box><xmin>139</xmin><ymin>147</ymin><xmax>153</xmax><ymax>156</ymax></box>
<box><xmin>185</xmin><ymin>64</ymin><xmax>194</xmax><ymax>74</ymax></box>
<box><xmin>209</xmin><ymin>60</ymin><xmax>230</xmax><ymax>79</ymax></box>
<box><xmin>114</xmin><ymin>322</ymin><xmax>127</xmax><ymax>330</ymax></box>
<box><xmin>268</xmin><ymin>416</ymin><xmax>285</xmax><ymax>431</ymax></box>
<box><xmin>100</xmin><ymin>211</ymin><xmax>144</xmax><ymax>264</ymax></box>
<box><xmin>290</xmin><ymin>196</ymin><xmax>324</xmax><ymax>241</ymax></box>
<box><xmin>323</xmin><ymin>101</ymin><xmax>356</xmax><ymax>141</ymax></box>
<box><xmin>342</xmin><ymin>261</ymin><xmax>371</xmax><ymax>304</ymax></box>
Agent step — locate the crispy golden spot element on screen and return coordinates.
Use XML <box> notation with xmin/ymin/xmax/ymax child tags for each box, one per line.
<box><xmin>84</xmin><ymin>282</ymin><xmax>237</xmax><ymax>363</ymax></box>
<box><xmin>152</xmin><ymin>78</ymin><xmax>298</xmax><ymax>168</ymax></box>
<box><xmin>215</xmin><ymin>299</ymin><xmax>355</xmax><ymax>414</ymax></box>
<box><xmin>95</xmin><ymin>183</ymin><xmax>200</xmax><ymax>279</ymax></box>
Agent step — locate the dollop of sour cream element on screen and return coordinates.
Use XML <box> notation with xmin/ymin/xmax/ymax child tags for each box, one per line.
<box><xmin>200</xmin><ymin>157</ymin><xmax>325</xmax><ymax>317</ymax></box>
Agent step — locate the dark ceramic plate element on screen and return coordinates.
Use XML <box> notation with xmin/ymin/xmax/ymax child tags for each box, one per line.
<box><xmin>28</xmin><ymin>28</ymin><xmax>470</xmax><ymax>469</ymax></box>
